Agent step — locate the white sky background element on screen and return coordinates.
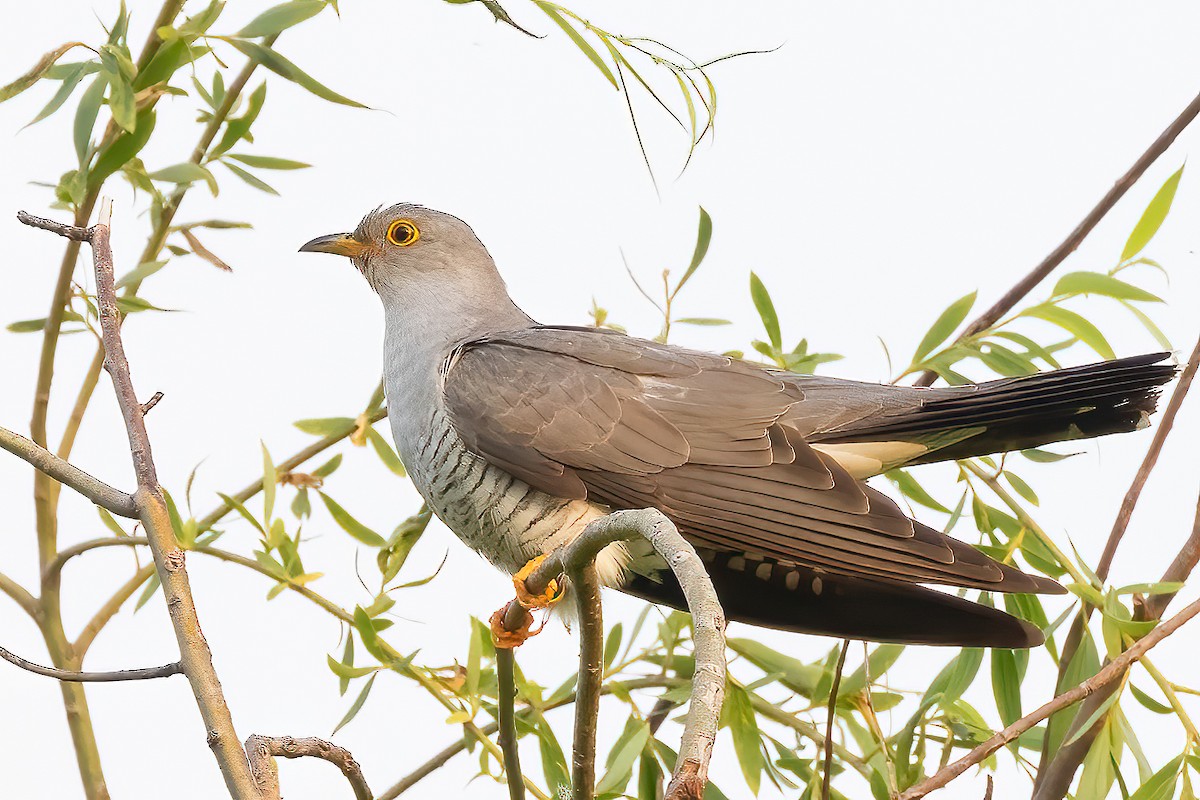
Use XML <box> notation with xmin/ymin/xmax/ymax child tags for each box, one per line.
<box><xmin>2</xmin><ymin>2</ymin><xmax>1200</xmax><ymax>798</ymax></box>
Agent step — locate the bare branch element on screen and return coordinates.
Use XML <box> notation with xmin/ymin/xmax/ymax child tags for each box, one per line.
<box><xmin>913</xmin><ymin>89</ymin><xmax>1200</xmax><ymax>386</ymax></box>
<box><xmin>496</xmin><ymin>509</ymin><xmax>726</xmax><ymax>800</ymax></box>
<box><xmin>0</xmin><ymin>424</ymin><xmax>138</xmax><ymax>518</ymax></box>
<box><xmin>246</xmin><ymin>735</ymin><xmax>371</xmax><ymax>800</ymax></box>
<box><xmin>140</xmin><ymin>391</ymin><xmax>164</xmax><ymax>416</ymax></box>
<box><xmin>900</xmin><ymin>592</ymin><xmax>1200</xmax><ymax>799</ymax></box>
<box><xmin>0</xmin><ymin>644</ymin><xmax>181</xmax><ymax>682</ymax></box>
<box><xmin>495</xmin><ymin>649</ymin><xmax>526</xmax><ymax>800</ymax></box>
<box><xmin>0</xmin><ymin>572</ymin><xmax>39</xmax><ymax>618</ymax></box>
<box><xmin>821</xmin><ymin>640</ymin><xmax>850</xmax><ymax>800</ymax></box>
<box><xmin>571</xmin><ymin>564</ymin><xmax>603</xmax><ymax>800</ymax></box>
<box><xmin>1097</xmin><ymin>334</ymin><xmax>1200</xmax><ymax>578</ymax></box>
<box><xmin>383</xmin><ymin>677</ymin><xmax>677</xmax><ymax>800</ymax></box>
<box><xmin>1033</xmin><ymin>334</ymin><xmax>1200</xmax><ymax>797</ymax></box>
<box><xmin>21</xmin><ymin>202</ymin><xmax>259</xmax><ymax>798</ymax></box>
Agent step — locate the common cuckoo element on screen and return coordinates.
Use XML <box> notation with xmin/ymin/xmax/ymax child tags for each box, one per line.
<box><xmin>301</xmin><ymin>203</ymin><xmax>1175</xmax><ymax>648</ymax></box>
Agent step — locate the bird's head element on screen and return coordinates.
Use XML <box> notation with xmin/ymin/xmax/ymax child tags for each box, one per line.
<box><xmin>300</xmin><ymin>203</ymin><xmax>496</xmax><ymax>295</ymax></box>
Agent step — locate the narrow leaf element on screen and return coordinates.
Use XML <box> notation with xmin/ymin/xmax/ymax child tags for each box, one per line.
<box><xmin>1122</xmin><ymin>167</ymin><xmax>1184</xmax><ymax>261</ymax></box>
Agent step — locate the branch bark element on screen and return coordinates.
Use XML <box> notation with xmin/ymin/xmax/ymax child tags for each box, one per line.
<box><xmin>246</xmin><ymin>735</ymin><xmax>372</xmax><ymax>800</ymax></box>
<box><xmin>913</xmin><ymin>89</ymin><xmax>1200</xmax><ymax>386</ymax></box>
<box><xmin>0</xmin><ymin>421</ymin><xmax>138</xmax><ymax>518</ymax></box>
<box><xmin>0</xmin><ymin>645</ymin><xmax>182</xmax><ymax>682</ymax></box>
<box><xmin>571</xmin><ymin>564</ymin><xmax>603</xmax><ymax>800</ymax></box>
<box><xmin>496</xmin><ymin>648</ymin><xmax>526</xmax><ymax>800</ymax></box>
<box><xmin>901</xmin><ymin>592</ymin><xmax>1200</xmax><ymax>799</ymax></box>
<box><xmin>495</xmin><ymin>508</ymin><xmax>726</xmax><ymax>800</ymax></box>
<box><xmin>19</xmin><ymin>203</ymin><xmax>259</xmax><ymax>799</ymax></box>
<box><xmin>1032</xmin><ymin>334</ymin><xmax>1200</xmax><ymax>797</ymax></box>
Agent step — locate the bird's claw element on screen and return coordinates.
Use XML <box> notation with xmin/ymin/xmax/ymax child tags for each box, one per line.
<box><xmin>513</xmin><ymin>554</ymin><xmax>563</xmax><ymax>610</ymax></box>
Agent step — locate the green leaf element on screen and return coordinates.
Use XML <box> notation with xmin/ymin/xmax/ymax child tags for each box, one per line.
<box><xmin>115</xmin><ymin>260</ymin><xmax>168</xmax><ymax>289</ymax></box>
<box><xmin>222</xmin><ymin>161</ymin><xmax>279</xmax><ymax>195</ymax></box>
<box><xmin>1130</xmin><ymin>684</ymin><xmax>1173</xmax><ymax>716</ymax></box>
<box><xmin>212</xmin><ymin>82</ymin><xmax>267</xmax><ymax>158</ymax></box>
<box><xmin>0</xmin><ymin>42</ymin><xmax>85</xmax><ymax>103</ymax></box>
<box><xmin>227</xmin><ymin>153</ymin><xmax>311</xmax><ymax>170</ymax></box>
<box><xmin>1021</xmin><ymin>448</ymin><xmax>1078</xmax><ymax>463</ymax></box>
<box><xmin>97</xmin><ymin>507</ymin><xmax>128</xmax><ymax>537</ymax></box>
<box><xmin>595</xmin><ymin>718</ymin><xmax>651</xmax><ymax>795</ymax></box>
<box><xmin>26</xmin><ymin>61</ymin><xmax>92</xmax><ymax>127</ymax></box>
<box><xmin>840</xmin><ymin>644</ymin><xmax>905</xmax><ymax>699</ymax></box>
<box><xmin>319</xmin><ymin>493</ymin><xmax>386</xmax><ymax>547</ymax></box>
<box><xmin>1128</xmin><ymin>754</ymin><xmax>1183</xmax><ymax>800</ymax></box>
<box><xmin>1053</xmin><ymin>271</ymin><xmax>1163</xmax><ymax>303</ymax></box>
<box><xmin>911</xmin><ymin>290</ymin><xmax>976</xmax><ymax>363</ymax></box>
<box><xmin>90</xmin><ymin>106</ymin><xmax>157</xmax><ymax>189</ymax></box>
<box><xmin>225</xmin><ymin>39</ymin><xmax>367</xmax><ymax>108</ymax></box>
<box><xmin>533</xmin><ymin>2</ymin><xmax>618</xmax><ymax>89</ymax></box>
<box><xmin>106</xmin><ymin>74</ymin><xmax>136</xmax><ymax>134</ymax></box>
<box><xmin>991</xmin><ymin>649</ymin><xmax>1022</xmax><ymax>727</ymax></box>
<box><xmin>325</xmin><ymin>654</ymin><xmax>380</xmax><ymax>680</ymax></box>
<box><xmin>331</xmin><ymin>673</ymin><xmax>376</xmax><ymax>735</ymax></box>
<box><xmin>74</xmin><ymin>74</ymin><xmax>109</xmax><ymax>165</ymax></box>
<box><xmin>312</xmin><ymin>453</ymin><xmax>343</xmax><ymax>478</ymax></box>
<box><xmin>1122</xmin><ymin>301</ymin><xmax>1174</xmax><ymax>350</ymax></box>
<box><xmin>726</xmin><ymin>639</ymin><xmax>821</xmax><ymax>698</ymax></box>
<box><xmin>722</xmin><ymin>681</ymin><xmax>763</xmax><ymax>794</ymax></box>
<box><xmin>1003</xmin><ymin>471</ymin><xmax>1039</xmax><ymax>506</ymax></box>
<box><xmin>261</xmin><ymin>443</ymin><xmax>277</xmax><ymax>523</ymax></box>
<box><xmin>675</xmin><ymin>317</ymin><xmax>731</xmax><ymax>326</ymax></box>
<box><xmin>887</xmin><ymin>469</ymin><xmax>950</xmax><ymax>513</ymax></box>
<box><xmin>922</xmin><ymin>648</ymin><xmax>983</xmax><ymax>708</ymax></box>
<box><xmin>236</xmin><ymin>0</ymin><xmax>326</xmax><ymax>37</ymax></box>
<box><xmin>7</xmin><ymin>319</ymin><xmax>49</xmax><ymax>333</ymax></box>
<box><xmin>1122</xmin><ymin>167</ymin><xmax>1184</xmax><ymax>262</ymax></box>
<box><xmin>215</xmin><ymin>492</ymin><xmax>266</xmax><ymax>534</ymax></box>
<box><xmin>749</xmin><ymin>272</ymin><xmax>781</xmax><ymax>350</ymax></box>
<box><xmin>673</xmin><ymin>207</ymin><xmax>712</xmax><ymax>296</ymax></box>
<box><xmin>149</xmin><ymin>163</ymin><xmax>218</xmax><ymax>195</ymax></box>
<box><xmin>1022</xmin><ymin>304</ymin><xmax>1115</xmax><ymax>360</ymax></box>
<box><xmin>134</xmin><ymin>572</ymin><xmax>161</xmax><ymax>610</ymax></box>
<box><xmin>365</xmin><ymin>427</ymin><xmax>406</xmax><ymax>476</ymax></box>
<box><xmin>294</xmin><ymin>417</ymin><xmax>354</xmax><ymax>436</ymax></box>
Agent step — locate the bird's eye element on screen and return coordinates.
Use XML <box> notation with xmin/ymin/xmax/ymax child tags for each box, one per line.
<box><xmin>386</xmin><ymin>219</ymin><xmax>420</xmax><ymax>246</ymax></box>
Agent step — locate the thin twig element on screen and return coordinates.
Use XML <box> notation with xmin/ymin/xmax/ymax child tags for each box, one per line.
<box><xmin>246</xmin><ymin>735</ymin><xmax>372</xmax><ymax>800</ymax></box>
<box><xmin>496</xmin><ymin>649</ymin><xmax>525</xmax><ymax>800</ymax></box>
<box><xmin>496</xmin><ymin>509</ymin><xmax>726</xmax><ymax>800</ymax></box>
<box><xmin>379</xmin><ymin>676</ymin><xmax>678</xmax><ymax>800</ymax></box>
<box><xmin>821</xmin><ymin>640</ymin><xmax>850</xmax><ymax>800</ymax></box>
<box><xmin>913</xmin><ymin>89</ymin><xmax>1200</xmax><ymax>386</ymax></box>
<box><xmin>571</xmin><ymin>564</ymin><xmax>603</xmax><ymax>800</ymax></box>
<box><xmin>1033</xmin><ymin>335</ymin><xmax>1200</xmax><ymax>797</ymax></box>
<box><xmin>0</xmin><ymin>423</ymin><xmax>137</xmax><ymax>518</ymax></box>
<box><xmin>140</xmin><ymin>391</ymin><xmax>164</xmax><ymax>416</ymax></box>
<box><xmin>0</xmin><ymin>645</ymin><xmax>181</xmax><ymax>682</ymax></box>
<box><xmin>900</xmin><ymin>593</ymin><xmax>1200</xmax><ymax>799</ymax></box>
<box><xmin>0</xmin><ymin>572</ymin><xmax>39</xmax><ymax>618</ymax></box>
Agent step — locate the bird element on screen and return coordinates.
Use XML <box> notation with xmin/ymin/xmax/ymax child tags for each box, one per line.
<box><xmin>300</xmin><ymin>203</ymin><xmax>1176</xmax><ymax>649</ymax></box>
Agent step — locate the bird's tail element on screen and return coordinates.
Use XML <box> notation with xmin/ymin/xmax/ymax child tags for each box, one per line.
<box><xmin>811</xmin><ymin>352</ymin><xmax>1177</xmax><ymax>465</ymax></box>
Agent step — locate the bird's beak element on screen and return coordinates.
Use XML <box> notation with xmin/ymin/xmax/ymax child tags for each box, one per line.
<box><xmin>298</xmin><ymin>232</ymin><xmax>368</xmax><ymax>258</ymax></box>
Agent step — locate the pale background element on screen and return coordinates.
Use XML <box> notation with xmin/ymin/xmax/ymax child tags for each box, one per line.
<box><xmin>2</xmin><ymin>2</ymin><xmax>1199</xmax><ymax>799</ymax></box>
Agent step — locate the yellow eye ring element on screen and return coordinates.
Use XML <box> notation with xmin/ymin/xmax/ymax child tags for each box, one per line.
<box><xmin>387</xmin><ymin>219</ymin><xmax>420</xmax><ymax>246</ymax></box>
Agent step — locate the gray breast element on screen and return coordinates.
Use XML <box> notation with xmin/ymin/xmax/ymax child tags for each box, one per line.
<box><xmin>401</xmin><ymin>405</ymin><xmax>603</xmax><ymax>573</ymax></box>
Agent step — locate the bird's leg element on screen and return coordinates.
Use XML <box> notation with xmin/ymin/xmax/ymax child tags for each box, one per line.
<box><xmin>489</xmin><ymin>554</ymin><xmax>565</xmax><ymax>649</ymax></box>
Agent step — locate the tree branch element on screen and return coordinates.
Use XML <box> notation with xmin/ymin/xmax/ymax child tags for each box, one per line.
<box><xmin>1032</xmin><ymin>334</ymin><xmax>1200</xmax><ymax>797</ymax></box>
<box><xmin>495</xmin><ymin>648</ymin><xmax>526</xmax><ymax>800</ymax></box>
<box><xmin>496</xmin><ymin>509</ymin><xmax>726</xmax><ymax>800</ymax></box>
<box><xmin>821</xmin><ymin>640</ymin><xmax>849</xmax><ymax>800</ymax></box>
<box><xmin>0</xmin><ymin>422</ymin><xmax>138</xmax><ymax>518</ymax></box>
<box><xmin>1033</xmin><ymin>478</ymin><xmax>1200</xmax><ymax>800</ymax></box>
<box><xmin>75</xmin><ymin>564</ymin><xmax>156</xmax><ymax>657</ymax></box>
<box><xmin>900</xmin><ymin>592</ymin><xmax>1200</xmax><ymax>799</ymax></box>
<box><xmin>19</xmin><ymin>203</ymin><xmax>259</xmax><ymax>799</ymax></box>
<box><xmin>571</xmin><ymin>564</ymin><xmax>603</xmax><ymax>800</ymax></box>
<box><xmin>913</xmin><ymin>89</ymin><xmax>1200</xmax><ymax>386</ymax></box>
<box><xmin>0</xmin><ymin>645</ymin><xmax>181</xmax><ymax>682</ymax></box>
<box><xmin>246</xmin><ymin>735</ymin><xmax>371</xmax><ymax>800</ymax></box>
<box><xmin>0</xmin><ymin>571</ymin><xmax>39</xmax><ymax>618</ymax></box>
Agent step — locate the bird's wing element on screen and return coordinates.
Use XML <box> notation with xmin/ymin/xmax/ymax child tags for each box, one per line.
<box><xmin>443</xmin><ymin>326</ymin><xmax>1058</xmax><ymax>594</ymax></box>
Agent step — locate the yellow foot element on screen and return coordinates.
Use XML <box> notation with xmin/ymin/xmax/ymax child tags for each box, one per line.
<box><xmin>489</xmin><ymin>556</ymin><xmax>564</xmax><ymax>649</ymax></box>
<box><xmin>513</xmin><ymin>554</ymin><xmax>563</xmax><ymax>610</ymax></box>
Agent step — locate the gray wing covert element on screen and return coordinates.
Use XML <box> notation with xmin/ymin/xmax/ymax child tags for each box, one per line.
<box><xmin>442</xmin><ymin>326</ymin><xmax>1059</xmax><ymax>594</ymax></box>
